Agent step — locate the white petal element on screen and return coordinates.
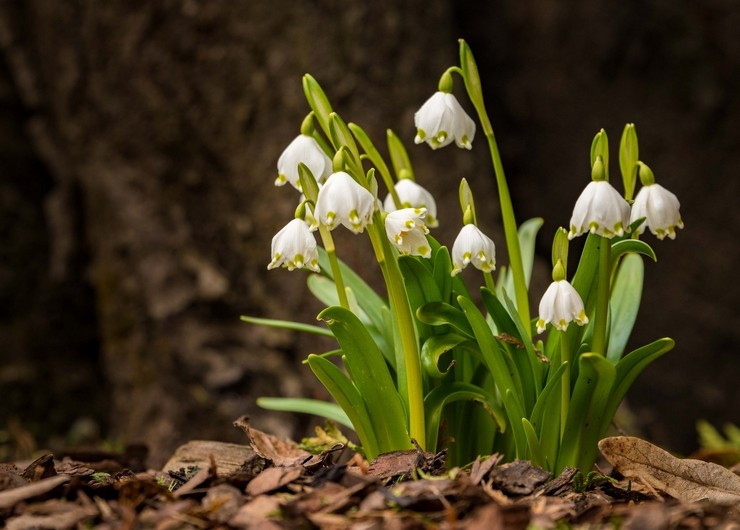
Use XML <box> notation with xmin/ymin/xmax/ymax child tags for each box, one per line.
<box><xmin>451</xmin><ymin>224</ymin><xmax>496</xmax><ymax>275</ymax></box>
<box><xmin>630</xmin><ymin>183</ymin><xmax>683</xmax><ymax>239</ymax></box>
<box><xmin>569</xmin><ymin>181</ymin><xmax>629</xmax><ymax>239</ymax></box>
<box><xmin>276</xmin><ymin>135</ymin><xmax>332</xmax><ymax>190</ymax></box>
<box><xmin>268</xmin><ymin>218</ymin><xmax>320</xmax><ymax>272</ymax></box>
<box><xmin>384</xmin><ymin>179</ymin><xmax>439</xmax><ymax>227</ymax></box>
<box><xmin>314</xmin><ymin>172</ymin><xmax>376</xmax><ymax>233</ymax></box>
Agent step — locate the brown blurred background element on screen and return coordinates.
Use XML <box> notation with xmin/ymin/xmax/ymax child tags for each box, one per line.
<box><xmin>0</xmin><ymin>1</ymin><xmax>737</xmax><ymax>466</ymax></box>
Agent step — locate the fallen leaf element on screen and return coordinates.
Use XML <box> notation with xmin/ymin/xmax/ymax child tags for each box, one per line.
<box><xmin>234</xmin><ymin>416</ymin><xmax>311</xmax><ymax>467</ymax></box>
<box><xmin>599</xmin><ymin>436</ymin><xmax>740</xmax><ymax>505</ymax></box>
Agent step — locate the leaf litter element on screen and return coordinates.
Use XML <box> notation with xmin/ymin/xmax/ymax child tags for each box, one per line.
<box><xmin>0</xmin><ymin>423</ymin><xmax>738</xmax><ymax>529</ymax></box>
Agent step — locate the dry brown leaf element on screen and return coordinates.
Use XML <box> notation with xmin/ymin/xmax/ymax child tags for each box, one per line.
<box><xmin>599</xmin><ymin>436</ymin><xmax>740</xmax><ymax>505</ymax></box>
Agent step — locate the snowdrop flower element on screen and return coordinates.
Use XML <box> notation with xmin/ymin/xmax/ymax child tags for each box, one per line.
<box><xmin>385</xmin><ymin>208</ymin><xmax>431</xmax><ymax>258</ymax></box>
<box><xmin>536</xmin><ymin>280</ymin><xmax>588</xmax><ymax>334</ymax></box>
<box><xmin>276</xmin><ymin>135</ymin><xmax>332</xmax><ymax>190</ymax></box>
<box><xmin>383</xmin><ymin>179</ymin><xmax>439</xmax><ymax>227</ymax></box>
<box><xmin>630</xmin><ymin>165</ymin><xmax>683</xmax><ymax>240</ymax></box>
<box><xmin>313</xmin><ymin>171</ymin><xmax>375</xmax><ymax>233</ymax></box>
<box><xmin>451</xmin><ymin>224</ymin><xmax>496</xmax><ymax>276</ymax></box>
<box><xmin>267</xmin><ymin>218</ymin><xmax>320</xmax><ymax>272</ymax></box>
<box><xmin>414</xmin><ymin>92</ymin><xmax>476</xmax><ymax>150</ymax></box>
<box><xmin>568</xmin><ymin>181</ymin><xmax>630</xmax><ymax>240</ymax></box>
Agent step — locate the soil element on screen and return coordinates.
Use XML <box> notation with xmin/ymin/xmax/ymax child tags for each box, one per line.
<box><xmin>1</xmin><ymin>420</ymin><xmax>738</xmax><ymax>529</ymax></box>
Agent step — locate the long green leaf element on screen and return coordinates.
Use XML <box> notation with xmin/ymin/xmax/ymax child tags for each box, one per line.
<box><xmin>420</xmin><ymin>333</ymin><xmax>479</xmax><ymax>379</ymax></box>
<box><xmin>319</xmin><ymin>306</ymin><xmax>410</xmax><ymax>452</ymax></box>
<box><xmin>424</xmin><ymin>382</ymin><xmax>506</xmax><ymax>452</ymax></box>
<box><xmin>257</xmin><ymin>397</ymin><xmax>352</xmax><ymax>429</ymax></box>
<box><xmin>607</xmin><ymin>253</ymin><xmax>644</xmax><ymax>362</ymax></box>
<box><xmin>600</xmin><ymin>337</ymin><xmax>674</xmax><ymax>436</ymax></box>
<box><xmin>306</xmin><ymin>354</ymin><xmax>379</xmax><ymax>458</ymax></box>
<box><xmin>557</xmin><ymin>353</ymin><xmax>616</xmax><ymax>472</ymax></box>
<box><xmin>522</xmin><ymin>418</ymin><xmax>547</xmax><ymax>468</ymax></box>
<box><xmin>417</xmin><ymin>301</ymin><xmax>474</xmax><ymax>338</ymax></box>
<box><xmin>498</xmin><ymin>217</ymin><xmax>544</xmax><ymax>299</ymax></box>
<box><xmin>458</xmin><ymin>296</ymin><xmax>527</xmax><ymax>457</ymax></box>
<box><xmin>240</xmin><ymin>315</ymin><xmax>334</xmax><ymax>337</ymax></box>
<box><xmin>610</xmin><ymin>238</ymin><xmax>656</xmax><ymax>265</ymax></box>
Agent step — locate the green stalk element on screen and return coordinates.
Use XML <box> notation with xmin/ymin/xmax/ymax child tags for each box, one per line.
<box><xmin>367</xmin><ymin>214</ymin><xmax>426</xmax><ymax>449</ymax></box>
<box><xmin>483</xmin><ymin>271</ymin><xmax>496</xmax><ymax>292</ymax></box>
<box><xmin>559</xmin><ymin>332</ymin><xmax>570</xmax><ymax>439</ymax></box>
<box><xmin>592</xmin><ymin>236</ymin><xmax>611</xmax><ymax>356</ymax></box>
<box><xmin>486</xmin><ymin>133</ymin><xmax>531</xmax><ymax>337</ymax></box>
<box><xmin>458</xmin><ymin>41</ymin><xmax>531</xmax><ymax>337</ymax></box>
<box><xmin>317</xmin><ymin>225</ymin><xmax>350</xmax><ymax>310</ymax></box>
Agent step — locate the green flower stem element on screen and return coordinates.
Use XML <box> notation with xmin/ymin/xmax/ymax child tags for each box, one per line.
<box><xmin>483</xmin><ymin>271</ymin><xmax>496</xmax><ymax>292</ymax></box>
<box><xmin>592</xmin><ymin>236</ymin><xmax>611</xmax><ymax>356</ymax></box>
<box><xmin>317</xmin><ymin>225</ymin><xmax>350</xmax><ymax>310</ymax></box>
<box><xmin>559</xmin><ymin>332</ymin><xmax>570</xmax><ymax>439</ymax></box>
<box><xmin>367</xmin><ymin>215</ymin><xmax>425</xmax><ymax>449</ymax></box>
<box><xmin>486</xmin><ymin>133</ymin><xmax>531</xmax><ymax>338</ymax></box>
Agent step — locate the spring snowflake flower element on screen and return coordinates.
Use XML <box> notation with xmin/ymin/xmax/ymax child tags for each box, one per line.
<box><xmin>414</xmin><ymin>92</ymin><xmax>476</xmax><ymax>150</ymax></box>
<box><xmin>536</xmin><ymin>280</ymin><xmax>588</xmax><ymax>334</ymax></box>
<box><xmin>383</xmin><ymin>179</ymin><xmax>439</xmax><ymax>227</ymax></box>
<box><xmin>267</xmin><ymin>218</ymin><xmax>320</xmax><ymax>272</ymax></box>
<box><xmin>630</xmin><ymin>183</ymin><xmax>683</xmax><ymax>240</ymax></box>
<box><xmin>451</xmin><ymin>224</ymin><xmax>496</xmax><ymax>276</ymax></box>
<box><xmin>385</xmin><ymin>208</ymin><xmax>431</xmax><ymax>258</ymax></box>
<box><xmin>313</xmin><ymin>171</ymin><xmax>376</xmax><ymax>233</ymax></box>
<box><xmin>276</xmin><ymin>135</ymin><xmax>332</xmax><ymax>190</ymax></box>
<box><xmin>568</xmin><ymin>181</ymin><xmax>630</xmax><ymax>239</ymax></box>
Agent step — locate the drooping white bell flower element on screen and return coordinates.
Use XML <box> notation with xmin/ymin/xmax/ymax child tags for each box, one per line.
<box><xmin>313</xmin><ymin>171</ymin><xmax>376</xmax><ymax>233</ymax></box>
<box><xmin>383</xmin><ymin>179</ymin><xmax>439</xmax><ymax>227</ymax></box>
<box><xmin>385</xmin><ymin>208</ymin><xmax>431</xmax><ymax>258</ymax></box>
<box><xmin>451</xmin><ymin>224</ymin><xmax>496</xmax><ymax>276</ymax></box>
<box><xmin>414</xmin><ymin>92</ymin><xmax>476</xmax><ymax>150</ymax></box>
<box><xmin>568</xmin><ymin>181</ymin><xmax>631</xmax><ymax>240</ymax></box>
<box><xmin>630</xmin><ymin>183</ymin><xmax>683</xmax><ymax>240</ymax></box>
<box><xmin>536</xmin><ymin>280</ymin><xmax>589</xmax><ymax>334</ymax></box>
<box><xmin>276</xmin><ymin>135</ymin><xmax>332</xmax><ymax>190</ymax></box>
<box><xmin>267</xmin><ymin>218</ymin><xmax>320</xmax><ymax>272</ymax></box>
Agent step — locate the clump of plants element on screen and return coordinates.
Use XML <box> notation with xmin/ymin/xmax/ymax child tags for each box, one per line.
<box><xmin>243</xmin><ymin>40</ymin><xmax>683</xmax><ymax>473</ymax></box>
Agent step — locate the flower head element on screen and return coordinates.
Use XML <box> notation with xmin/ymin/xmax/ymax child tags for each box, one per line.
<box><xmin>630</xmin><ymin>183</ymin><xmax>683</xmax><ymax>240</ymax></box>
<box><xmin>414</xmin><ymin>92</ymin><xmax>476</xmax><ymax>150</ymax></box>
<box><xmin>536</xmin><ymin>280</ymin><xmax>588</xmax><ymax>334</ymax></box>
<box><xmin>383</xmin><ymin>179</ymin><xmax>439</xmax><ymax>227</ymax></box>
<box><xmin>385</xmin><ymin>208</ymin><xmax>431</xmax><ymax>258</ymax></box>
<box><xmin>268</xmin><ymin>218</ymin><xmax>320</xmax><ymax>272</ymax></box>
<box><xmin>313</xmin><ymin>171</ymin><xmax>375</xmax><ymax>233</ymax></box>
<box><xmin>568</xmin><ymin>181</ymin><xmax>630</xmax><ymax>239</ymax></box>
<box><xmin>276</xmin><ymin>135</ymin><xmax>332</xmax><ymax>190</ymax></box>
<box><xmin>451</xmin><ymin>224</ymin><xmax>496</xmax><ymax>276</ymax></box>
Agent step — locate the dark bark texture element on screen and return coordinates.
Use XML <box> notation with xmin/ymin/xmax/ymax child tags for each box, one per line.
<box><xmin>0</xmin><ymin>0</ymin><xmax>737</xmax><ymax>464</ymax></box>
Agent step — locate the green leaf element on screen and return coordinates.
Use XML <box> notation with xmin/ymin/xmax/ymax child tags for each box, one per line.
<box><xmin>424</xmin><ymin>382</ymin><xmax>506</xmax><ymax>454</ymax></box>
<box><xmin>432</xmin><ymin>246</ymin><xmax>454</xmax><ymax>303</ymax></box>
<box><xmin>600</xmin><ymin>338</ymin><xmax>674</xmax><ymax>436</ymax></box>
<box><xmin>420</xmin><ymin>333</ymin><xmax>479</xmax><ymax>379</ymax></box>
<box><xmin>522</xmin><ymin>418</ymin><xmax>547</xmax><ymax>468</ymax></box>
<box><xmin>610</xmin><ymin>239</ymin><xmax>657</xmax><ymax>265</ymax></box>
<box><xmin>319</xmin><ymin>306</ymin><xmax>411</xmax><ymax>453</ymax></box>
<box><xmin>302</xmin><ymin>74</ymin><xmax>334</xmax><ymax>140</ymax></box>
<box><xmin>417</xmin><ymin>301</ymin><xmax>474</xmax><ymax>338</ymax></box>
<box><xmin>387</xmin><ymin>129</ymin><xmax>415</xmax><ymax>181</ymax></box>
<box><xmin>498</xmin><ymin>217</ymin><xmax>544</xmax><ymax>298</ymax></box>
<box><xmin>607</xmin><ymin>253</ymin><xmax>644</xmax><ymax>362</ymax></box>
<box><xmin>257</xmin><ymin>397</ymin><xmax>352</xmax><ymax>429</ymax></box>
<box><xmin>557</xmin><ymin>353</ymin><xmax>616</xmax><ymax>472</ymax></box>
<box><xmin>240</xmin><ymin>315</ymin><xmax>334</xmax><ymax>337</ymax></box>
<box><xmin>306</xmin><ymin>354</ymin><xmax>380</xmax><ymax>458</ymax></box>
<box><xmin>458</xmin><ymin>296</ymin><xmax>527</xmax><ymax>458</ymax></box>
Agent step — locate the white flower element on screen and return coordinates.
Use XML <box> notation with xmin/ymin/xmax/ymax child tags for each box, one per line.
<box><xmin>276</xmin><ymin>135</ymin><xmax>332</xmax><ymax>190</ymax></box>
<box><xmin>313</xmin><ymin>171</ymin><xmax>375</xmax><ymax>233</ymax></box>
<box><xmin>536</xmin><ymin>280</ymin><xmax>588</xmax><ymax>334</ymax></box>
<box><xmin>451</xmin><ymin>224</ymin><xmax>496</xmax><ymax>276</ymax></box>
<box><xmin>568</xmin><ymin>181</ymin><xmax>631</xmax><ymax>239</ymax></box>
<box><xmin>383</xmin><ymin>179</ymin><xmax>439</xmax><ymax>227</ymax></box>
<box><xmin>414</xmin><ymin>91</ymin><xmax>476</xmax><ymax>150</ymax></box>
<box><xmin>267</xmin><ymin>218</ymin><xmax>320</xmax><ymax>272</ymax></box>
<box><xmin>385</xmin><ymin>208</ymin><xmax>431</xmax><ymax>258</ymax></box>
<box><xmin>630</xmin><ymin>183</ymin><xmax>684</xmax><ymax>240</ymax></box>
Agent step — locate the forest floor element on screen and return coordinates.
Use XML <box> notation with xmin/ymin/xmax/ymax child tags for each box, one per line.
<box><xmin>1</xmin><ymin>417</ymin><xmax>738</xmax><ymax>529</ymax></box>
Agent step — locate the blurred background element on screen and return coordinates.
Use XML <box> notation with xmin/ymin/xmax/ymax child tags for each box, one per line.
<box><xmin>1</xmin><ymin>1</ymin><xmax>737</xmax><ymax>466</ymax></box>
